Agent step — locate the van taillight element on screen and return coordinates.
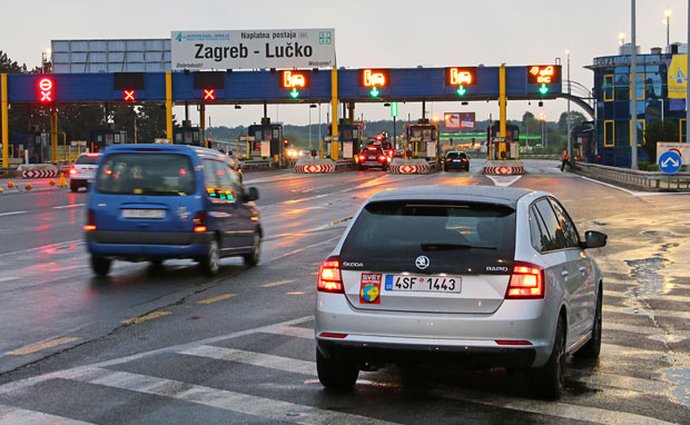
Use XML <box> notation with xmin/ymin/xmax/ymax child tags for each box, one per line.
<box><xmin>505</xmin><ymin>261</ymin><xmax>544</xmax><ymax>299</ymax></box>
<box><xmin>83</xmin><ymin>209</ymin><xmax>96</xmax><ymax>231</ymax></box>
<box><xmin>317</xmin><ymin>256</ymin><xmax>344</xmax><ymax>293</ymax></box>
<box><xmin>193</xmin><ymin>212</ymin><xmax>208</xmax><ymax>233</ymax></box>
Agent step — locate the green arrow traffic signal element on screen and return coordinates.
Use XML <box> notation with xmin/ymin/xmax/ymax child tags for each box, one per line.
<box><xmin>369</xmin><ymin>86</ymin><xmax>380</xmax><ymax>98</ymax></box>
<box><xmin>289</xmin><ymin>88</ymin><xmax>300</xmax><ymax>99</ymax></box>
<box><xmin>456</xmin><ymin>85</ymin><xmax>467</xmax><ymax>96</ymax></box>
<box><xmin>539</xmin><ymin>84</ymin><xmax>549</xmax><ymax>95</ymax></box>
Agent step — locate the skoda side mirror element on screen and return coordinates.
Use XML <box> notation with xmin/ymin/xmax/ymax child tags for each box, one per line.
<box><xmin>584</xmin><ymin>230</ymin><xmax>607</xmax><ymax>249</ymax></box>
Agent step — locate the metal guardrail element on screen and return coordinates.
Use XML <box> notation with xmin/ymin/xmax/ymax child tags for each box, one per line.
<box><xmin>239</xmin><ymin>159</ymin><xmax>273</xmax><ymax>170</ymax></box>
<box><xmin>574</xmin><ymin>161</ymin><xmax>690</xmax><ymax>191</ymax></box>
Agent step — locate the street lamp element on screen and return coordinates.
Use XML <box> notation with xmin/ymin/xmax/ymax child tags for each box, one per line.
<box><xmin>664</xmin><ymin>9</ymin><xmax>672</xmax><ymax>51</ymax></box>
<box><xmin>308</xmin><ymin>104</ymin><xmax>317</xmax><ymax>150</ymax></box>
<box><xmin>566</xmin><ymin>49</ymin><xmax>572</xmax><ymax>159</ymax></box>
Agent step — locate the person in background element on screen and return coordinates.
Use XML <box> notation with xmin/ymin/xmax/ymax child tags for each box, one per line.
<box><xmin>561</xmin><ymin>148</ymin><xmax>570</xmax><ymax>172</ymax></box>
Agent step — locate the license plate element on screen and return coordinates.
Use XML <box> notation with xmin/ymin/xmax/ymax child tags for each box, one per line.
<box><xmin>121</xmin><ymin>209</ymin><xmax>165</xmax><ymax>219</ymax></box>
<box><xmin>384</xmin><ymin>274</ymin><xmax>461</xmax><ymax>293</ymax></box>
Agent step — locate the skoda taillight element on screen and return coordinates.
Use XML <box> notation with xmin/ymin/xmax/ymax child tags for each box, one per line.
<box><xmin>505</xmin><ymin>261</ymin><xmax>544</xmax><ymax>299</ymax></box>
<box><xmin>317</xmin><ymin>256</ymin><xmax>344</xmax><ymax>293</ymax></box>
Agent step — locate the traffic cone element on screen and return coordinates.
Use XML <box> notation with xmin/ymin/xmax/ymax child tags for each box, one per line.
<box><xmin>25</xmin><ymin>183</ymin><xmax>32</xmax><ymax>191</ymax></box>
<box><xmin>57</xmin><ymin>172</ymin><xmax>68</xmax><ymax>188</ymax></box>
<box><xmin>49</xmin><ymin>179</ymin><xmax>55</xmax><ymax>186</ymax></box>
<box><xmin>7</xmin><ymin>181</ymin><xmax>14</xmax><ymax>189</ymax></box>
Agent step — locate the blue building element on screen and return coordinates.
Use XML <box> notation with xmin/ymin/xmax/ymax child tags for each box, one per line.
<box><xmin>587</xmin><ymin>43</ymin><xmax>687</xmax><ymax>167</ymax></box>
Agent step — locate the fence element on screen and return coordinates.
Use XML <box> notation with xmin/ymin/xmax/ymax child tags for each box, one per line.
<box><xmin>574</xmin><ymin>161</ymin><xmax>690</xmax><ymax>191</ymax></box>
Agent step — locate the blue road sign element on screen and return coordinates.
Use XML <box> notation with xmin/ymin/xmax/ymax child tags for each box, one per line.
<box><xmin>658</xmin><ymin>150</ymin><xmax>682</xmax><ymax>174</ymax></box>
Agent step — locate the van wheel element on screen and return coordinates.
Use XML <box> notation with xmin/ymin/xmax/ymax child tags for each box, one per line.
<box><xmin>243</xmin><ymin>232</ymin><xmax>261</xmax><ymax>267</ymax></box>
<box><xmin>575</xmin><ymin>287</ymin><xmax>602</xmax><ymax>360</ymax></box>
<box><xmin>91</xmin><ymin>256</ymin><xmax>112</xmax><ymax>277</ymax></box>
<box><xmin>530</xmin><ymin>317</ymin><xmax>566</xmax><ymax>400</ymax></box>
<box><xmin>199</xmin><ymin>239</ymin><xmax>220</xmax><ymax>276</ymax></box>
<box><xmin>316</xmin><ymin>348</ymin><xmax>359</xmax><ymax>390</ymax></box>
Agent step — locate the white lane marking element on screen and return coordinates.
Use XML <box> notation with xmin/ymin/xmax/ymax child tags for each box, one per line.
<box><xmin>68</xmin><ymin>367</ymin><xmax>400</xmax><ymax>425</ymax></box>
<box><xmin>433</xmin><ymin>388</ymin><xmax>678</xmax><ymax>425</ymax></box>
<box><xmin>0</xmin><ymin>403</ymin><xmax>96</xmax><ymax>425</ymax></box>
<box><xmin>606</xmin><ymin>289</ymin><xmax>690</xmax><ymax>304</ymax></box>
<box><xmin>579</xmin><ymin>176</ymin><xmax>689</xmax><ymax>197</ymax></box>
<box><xmin>486</xmin><ymin>175</ymin><xmax>521</xmax><ymax>187</ymax></box>
<box><xmin>604</xmin><ymin>305</ymin><xmax>690</xmax><ymax>320</ymax></box>
<box><xmin>179</xmin><ymin>346</ymin><xmax>316</xmax><ymax>376</ymax></box>
<box><xmin>262</xmin><ymin>325</ymin><xmax>313</xmax><ymax>339</ymax></box>
<box><xmin>52</xmin><ymin>203</ymin><xmax>85</xmax><ymax>209</ymax></box>
<box><xmin>262</xmin><ymin>235</ymin><xmax>342</xmax><ymax>265</ymax></box>
<box><xmin>0</xmin><ymin>277</ymin><xmax>18</xmax><ymax>283</ymax></box>
<box><xmin>0</xmin><ymin>211</ymin><xmax>27</xmax><ymax>217</ymax></box>
<box><xmin>260</xmin><ymin>279</ymin><xmax>295</xmax><ymax>288</ymax></box>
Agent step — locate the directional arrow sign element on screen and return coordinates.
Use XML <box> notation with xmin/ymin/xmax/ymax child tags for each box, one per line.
<box><xmin>289</xmin><ymin>88</ymin><xmax>300</xmax><ymax>99</ymax></box>
<box><xmin>456</xmin><ymin>85</ymin><xmax>467</xmax><ymax>96</ymax></box>
<box><xmin>658</xmin><ymin>150</ymin><xmax>682</xmax><ymax>174</ymax></box>
<box><xmin>539</xmin><ymin>84</ymin><xmax>549</xmax><ymax>95</ymax></box>
<box><xmin>369</xmin><ymin>86</ymin><xmax>380</xmax><ymax>98</ymax></box>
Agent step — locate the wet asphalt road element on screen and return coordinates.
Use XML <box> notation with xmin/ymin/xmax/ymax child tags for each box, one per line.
<box><xmin>0</xmin><ymin>160</ymin><xmax>688</xmax><ymax>424</ymax></box>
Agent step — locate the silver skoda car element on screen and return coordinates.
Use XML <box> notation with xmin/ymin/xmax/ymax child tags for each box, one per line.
<box><xmin>315</xmin><ymin>186</ymin><xmax>607</xmax><ymax>400</ymax></box>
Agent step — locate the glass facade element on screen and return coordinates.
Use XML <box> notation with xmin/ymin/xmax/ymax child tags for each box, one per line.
<box><xmin>589</xmin><ymin>52</ymin><xmax>684</xmax><ymax>167</ymax></box>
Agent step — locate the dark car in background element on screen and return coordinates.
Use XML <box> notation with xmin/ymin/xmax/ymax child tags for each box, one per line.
<box><xmin>443</xmin><ymin>150</ymin><xmax>470</xmax><ymax>172</ymax></box>
<box><xmin>358</xmin><ymin>145</ymin><xmax>391</xmax><ymax>171</ymax></box>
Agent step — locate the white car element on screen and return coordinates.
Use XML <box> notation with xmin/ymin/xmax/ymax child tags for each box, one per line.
<box><xmin>69</xmin><ymin>153</ymin><xmax>101</xmax><ymax>192</ymax></box>
<box><xmin>315</xmin><ymin>185</ymin><xmax>607</xmax><ymax>400</ymax></box>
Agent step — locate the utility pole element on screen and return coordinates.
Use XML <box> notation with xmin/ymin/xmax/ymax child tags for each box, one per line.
<box><xmin>630</xmin><ymin>0</ymin><xmax>638</xmax><ymax>169</ymax></box>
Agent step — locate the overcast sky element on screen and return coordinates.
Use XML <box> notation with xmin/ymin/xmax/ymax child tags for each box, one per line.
<box><xmin>1</xmin><ymin>0</ymin><xmax>687</xmax><ymax>127</ymax></box>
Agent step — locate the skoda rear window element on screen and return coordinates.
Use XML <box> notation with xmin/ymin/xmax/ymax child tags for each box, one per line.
<box><xmin>96</xmin><ymin>153</ymin><xmax>196</xmax><ymax>196</ymax></box>
<box><xmin>340</xmin><ymin>201</ymin><xmax>516</xmax><ymax>272</ymax></box>
<box><xmin>75</xmin><ymin>155</ymin><xmax>100</xmax><ymax>165</ymax></box>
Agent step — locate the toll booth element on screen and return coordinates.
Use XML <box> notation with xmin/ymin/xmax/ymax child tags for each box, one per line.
<box><xmin>487</xmin><ymin>122</ymin><xmax>520</xmax><ymax>160</ymax></box>
<box><xmin>90</xmin><ymin>129</ymin><xmax>127</xmax><ymax>153</ymax></box>
<box><xmin>247</xmin><ymin>118</ymin><xmax>284</xmax><ymax>165</ymax></box>
<box><xmin>403</xmin><ymin>119</ymin><xmax>439</xmax><ymax>159</ymax></box>
<box><xmin>329</xmin><ymin>119</ymin><xmax>363</xmax><ymax>159</ymax></box>
<box><xmin>9</xmin><ymin>132</ymin><xmax>50</xmax><ymax>163</ymax></box>
<box><xmin>172</xmin><ymin>126</ymin><xmax>203</xmax><ymax>146</ymax></box>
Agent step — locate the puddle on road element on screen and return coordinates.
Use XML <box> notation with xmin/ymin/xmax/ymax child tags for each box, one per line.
<box><xmin>624</xmin><ymin>256</ymin><xmax>672</xmax><ymax>296</ymax></box>
<box><xmin>662</xmin><ymin>368</ymin><xmax>690</xmax><ymax>409</ymax></box>
<box><xmin>648</xmin><ymin>334</ymin><xmax>687</xmax><ymax>344</ymax></box>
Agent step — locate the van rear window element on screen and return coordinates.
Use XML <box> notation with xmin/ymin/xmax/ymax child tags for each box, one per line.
<box><xmin>96</xmin><ymin>153</ymin><xmax>195</xmax><ymax>196</ymax></box>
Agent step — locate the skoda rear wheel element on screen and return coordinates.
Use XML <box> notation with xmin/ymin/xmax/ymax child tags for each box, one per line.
<box><xmin>575</xmin><ymin>286</ymin><xmax>602</xmax><ymax>360</ymax></box>
<box><xmin>199</xmin><ymin>239</ymin><xmax>220</xmax><ymax>277</ymax></box>
<box><xmin>530</xmin><ymin>316</ymin><xmax>566</xmax><ymax>400</ymax></box>
<box><xmin>91</xmin><ymin>255</ymin><xmax>112</xmax><ymax>277</ymax></box>
<box><xmin>243</xmin><ymin>232</ymin><xmax>261</xmax><ymax>267</ymax></box>
<box><xmin>316</xmin><ymin>348</ymin><xmax>359</xmax><ymax>390</ymax></box>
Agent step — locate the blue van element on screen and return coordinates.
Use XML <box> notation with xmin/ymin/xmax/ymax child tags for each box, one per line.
<box><xmin>84</xmin><ymin>144</ymin><xmax>262</xmax><ymax>277</ymax></box>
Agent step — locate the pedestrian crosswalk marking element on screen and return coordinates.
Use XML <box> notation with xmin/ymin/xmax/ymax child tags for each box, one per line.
<box><xmin>178</xmin><ymin>345</ymin><xmax>316</xmax><ymax>376</ymax></box>
<box><xmin>0</xmin><ymin>403</ymin><xmax>96</xmax><ymax>425</ymax></box>
<box><xmin>604</xmin><ymin>305</ymin><xmax>690</xmax><ymax>320</ymax></box>
<box><xmin>605</xmin><ymin>289</ymin><xmax>690</xmax><ymax>304</ymax></box>
<box><xmin>68</xmin><ymin>367</ymin><xmax>400</xmax><ymax>425</ymax></box>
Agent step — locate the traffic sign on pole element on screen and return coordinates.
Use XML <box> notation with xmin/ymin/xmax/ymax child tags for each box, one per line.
<box><xmin>390</xmin><ymin>102</ymin><xmax>398</xmax><ymax>117</ymax></box>
<box><xmin>658</xmin><ymin>150</ymin><xmax>682</xmax><ymax>174</ymax></box>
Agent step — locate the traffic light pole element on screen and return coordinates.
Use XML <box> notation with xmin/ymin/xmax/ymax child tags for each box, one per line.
<box><xmin>165</xmin><ymin>71</ymin><xmax>173</xmax><ymax>141</ymax></box>
<box><xmin>50</xmin><ymin>108</ymin><xmax>58</xmax><ymax>162</ymax></box>
<box><xmin>330</xmin><ymin>68</ymin><xmax>339</xmax><ymax>161</ymax></box>
<box><xmin>1</xmin><ymin>73</ymin><xmax>8</xmax><ymax>168</ymax></box>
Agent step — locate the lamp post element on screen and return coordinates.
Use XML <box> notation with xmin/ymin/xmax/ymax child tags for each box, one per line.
<box><xmin>664</xmin><ymin>9</ymin><xmax>672</xmax><ymax>52</ymax></box>
<box><xmin>630</xmin><ymin>0</ymin><xmax>638</xmax><ymax>169</ymax></box>
<box><xmin>566</xmin><ymin>50</ymin><xmax>572</xmax><ymax>159</ymax></box>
